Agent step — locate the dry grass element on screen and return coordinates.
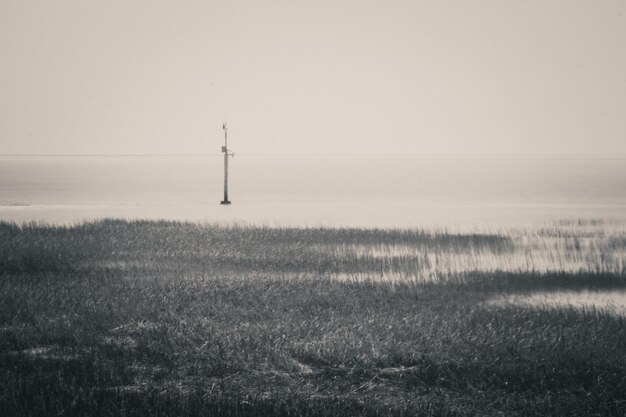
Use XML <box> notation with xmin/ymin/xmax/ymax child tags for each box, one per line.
<box><xmin>0</xmin><ymin>219</ymin><xmax>625</xmax><ymax>416</ymax></box>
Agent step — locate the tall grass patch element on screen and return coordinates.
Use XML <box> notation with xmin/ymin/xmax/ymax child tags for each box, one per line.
<box><xmin>1</xmin><ymin>219</ymin><xmax>625</xmax><ymax>416</ymax></box>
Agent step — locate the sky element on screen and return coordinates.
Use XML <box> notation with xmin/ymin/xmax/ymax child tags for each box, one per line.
<box><xmin>1</xmin><ymin>0</ymin><xmax>625</xmax><ymax>156</ymax></box>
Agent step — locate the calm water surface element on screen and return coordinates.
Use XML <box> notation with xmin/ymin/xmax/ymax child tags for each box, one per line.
<box><xmin>1</xmin><ymin>156</ymin><xmax>625</xmax><ymax>228</ymax></box>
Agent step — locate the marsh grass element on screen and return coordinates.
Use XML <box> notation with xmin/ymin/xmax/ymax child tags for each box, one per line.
<box><xmin>487</xmin><ymin>289</ymin><xmax>626</xmax><ymax>318</ymax></box>
<box><xmin>1</xmin><ymin>219</ymin><xmax>625</xmax><ymax>416</ymax></box>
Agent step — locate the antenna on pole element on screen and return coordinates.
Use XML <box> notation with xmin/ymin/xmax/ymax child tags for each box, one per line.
<box><xmin>220</xmin><ymin>122</ymin><xmax>234</xmax><ymax>205</ymax></box>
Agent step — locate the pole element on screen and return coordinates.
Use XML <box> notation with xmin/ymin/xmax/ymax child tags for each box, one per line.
<box><xmin>221</xmin><ymin>123</ymin><xmax>231</xmax><ymax>204</ymax></box>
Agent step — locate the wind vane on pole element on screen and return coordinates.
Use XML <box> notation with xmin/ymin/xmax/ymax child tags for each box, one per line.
<box><xmin>220</xmin><ymin>122</ymin><xmax>234</xmax><ymax>205</ymax></box>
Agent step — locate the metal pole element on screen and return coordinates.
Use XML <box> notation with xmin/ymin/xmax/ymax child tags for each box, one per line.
<box><xmin>221</xmin><ymin>123</ymin><xmax>231</xmax><ymax>204</ymax></box>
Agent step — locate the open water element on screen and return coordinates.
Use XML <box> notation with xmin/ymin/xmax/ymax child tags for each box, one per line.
<box><xmin>1</xmin><ymin>155</ymin><xmax>625</xmax><ymax>228</ymax></box>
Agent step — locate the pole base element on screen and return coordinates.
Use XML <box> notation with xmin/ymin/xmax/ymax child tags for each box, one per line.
<box><xmin>220</xmin><ymin>200</ymin><xmax>231</xmax><ymax>205</ymax></box>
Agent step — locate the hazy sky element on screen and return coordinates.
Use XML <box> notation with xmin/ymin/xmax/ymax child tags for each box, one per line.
<box><xmin>1</xmin><ymin>0</ymin><xmax>625</xmax><ymax>156</ymax></box>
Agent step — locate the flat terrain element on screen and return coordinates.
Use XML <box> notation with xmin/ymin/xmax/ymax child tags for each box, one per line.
<box><xmin>1</xmin><ymin>220</ymin><xmax>625</xmax><ymax>416</ymax></box>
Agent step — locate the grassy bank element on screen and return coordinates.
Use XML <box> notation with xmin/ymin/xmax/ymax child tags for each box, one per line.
<box><xmin>1</xmin><ymin>220</ymin><xmax>625</xmax><ymax>416</ymax></box>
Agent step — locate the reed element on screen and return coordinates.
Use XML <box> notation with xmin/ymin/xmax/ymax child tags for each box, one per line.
<box><xmin>1</xmin><ymin>219</ymin><xmax>625</xmax><ymax>416</ymax></box>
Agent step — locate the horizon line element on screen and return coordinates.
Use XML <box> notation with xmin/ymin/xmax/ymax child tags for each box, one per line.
<box><xmin>2</xmin><ymin>152</ymin><xmax>626</xmax><ymax>158</ymax></box>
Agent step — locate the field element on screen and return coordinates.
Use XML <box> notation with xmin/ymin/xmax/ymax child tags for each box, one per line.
<box><xmin>1</xmin><ymin>219</ymin><xmax>625</xmax><ymax>416</ymax></box>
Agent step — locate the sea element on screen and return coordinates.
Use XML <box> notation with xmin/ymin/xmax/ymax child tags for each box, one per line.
<box><xmin>1</xmin><ymin>155</ymin><xmax>625</xmax><ymax>229</ymax></box>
